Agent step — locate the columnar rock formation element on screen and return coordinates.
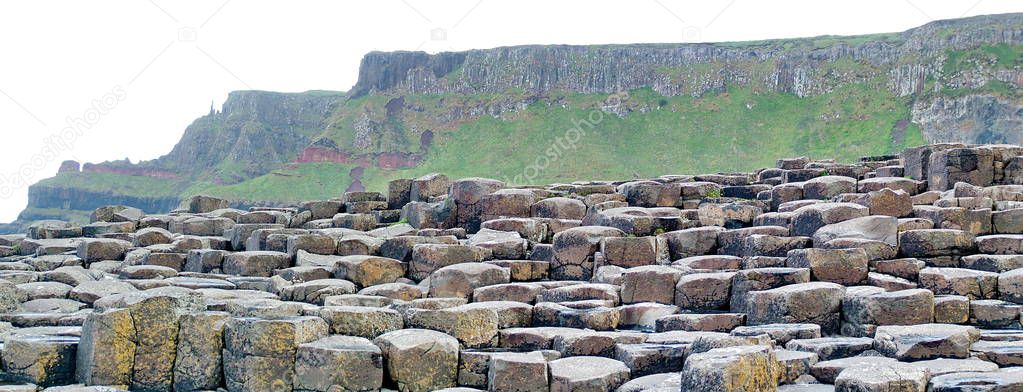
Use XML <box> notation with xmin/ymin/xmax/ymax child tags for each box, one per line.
<box><xmin>4</xmin><ymin>143</ymin><xmax>1023</xmax><ymax>391</ymax></box>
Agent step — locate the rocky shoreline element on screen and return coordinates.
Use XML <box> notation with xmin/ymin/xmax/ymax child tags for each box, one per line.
<box><xmin>2</xmin><ymin>143</ymin><xmax>1023</xmax><ymax>391</ymax></box>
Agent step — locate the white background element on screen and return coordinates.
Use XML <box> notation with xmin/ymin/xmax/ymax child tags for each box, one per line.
<box><xmin>1</xmin><ymin>0</ymin><xmax>1020</xmax><ymax>222</ymax></box>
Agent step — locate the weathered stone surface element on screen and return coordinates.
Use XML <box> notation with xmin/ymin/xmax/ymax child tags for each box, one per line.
<box><xmin>803</xmin><ymin>176</ymin><xmax>856</xmax><ymax>199</ymax></box>
<box><xmin>429</xmin><ymin>262</ymin><xmax>510</xmax><ymax>300</ymax></box>
<box><xmin>873</xmin><ymin>323</ymin><xmax>979</xmax><ymax>360</ymax></box>
<box><xmin>487</xmin><ymin>351</ymin><xmax>548</xmax><ymax>392</ymax></box>
<box><xmin>550</xmin><ymin>226</ymin><xmax>624</xmax><ymax>280</ymax></box>
<box><xmin>786</xmin><ymin>337</ymin><xmax>874</xmax><ymax>360</ymax></box>
<box><xmin>222</xmin><ymin>251</ymin><xmax>291</xmax><ymax>277</ymax></box>
<box><xmin>222</xmin><ymin>316</ymin><xmax>328</xmax><ymax>392</ymax></box>
<box><xmin>655</xmin><ymin>313</ymin><xmax>744</xmax><ymax>332</ymax></box>
<box><xmin>842</xmin><ymin>288</ymin><xmax>935</xmax><ymax>334</ymax></box>
<box><xmin>600</xmin><ymin>236</ymin><xmax>660</xmax><ymax>268</ymax></box>
<box><xmin>620</xmin><ymin>266</ymin><xmax>683</xmax><ymax>305</ymax></box>
<box><xmin>294</xmin><ymin>335</ymin><xmax>384</xmax><ymax>392</ymax></box>
<box><xmin>334</xmin><ymin>255</ymin><xmax>405</xmax><ymax>288</ymax></box>
<box><xmin>406</xmin><ymin>304</ymin><xmax>499</xmax><ymax>348</ymax></box>
<box><xmin>791</xmin><ymin>202</ymin><xmax>868</xmax><ymax>237</ymax></box>
<box><xmin>747</xmin><ymin>282</ymin><xmax>845</xmax><ymax>334</ymax></box>
<box><xmin>173</xmin><ymin>311</ymin><xmax>229</xmax><ymax>392</ymax></box>
<box><xmin>810</xmin><ymin>356</ymin><xmax>898</xmax><ymax>384</ymax></box>
<box><xmin>679</xmin><ymin>345</ymin><xmax>779</xmax><ymax>392</ymax></box>
<box><xmin>533</xmin><ymin>301</ymin><xmax>620</xmax><ymax>331</ymax></box>
<box><xmin>468</xmin><ymin>229</ymin><xmax>527</xmax><ymax>259</ymax></box>
<box><xmin>675</xmin><ymin>274</ymin><xmax>732</xmax><ymax>313</ymax></box>
<box><xmin>548</xmin><ymin>356</ymin><xmax>630</xmax><ymax>392</ymax></box>
<box><xmin>970</xmin><ymin>299</ymin><xmax>1022</xmax><ymax>328</ymax></box>
<box><xmin>657</xmin><ymin>226</ymin><xmax>723</xmax><ymax>260</ymax></box>
<box><xmin>2</xmin><ymin>332</ymin><xmax>78</xmax><ymax>387</ymax></box>
<box><xmin>76</xmin><ymin>308</ymin><xmax>135</xmax><ymax>386</ymax></box>
<box><xmin>786</xmin><ymin>248</ymin><xmax>868</xmax><ymax>285</ymax></box>
<box><xmin>729</xmin><ymin>267</ymin><xmax>811</xmax><ymax>313</ymax></box>
<box><xmin>919</xmin><ymin>267</ymin><xmax>998</xmax><ymax>299</ymax></box>
<box><xmin>374</xmin><ymin>329</ymin><xmax>459</xmax><ymax>392</ymax></box>
<box><xmin>899</xmin><ymin>229</ymin><xmax>976</xmax><ymax>257</ymax></box>
<box><xmin>614</xmin><ymin>342</ymin><xmax>687</xmax><ymax>378</ymax></box>
<box><xmin>812</xmin><ymin>215</ymin><xmax>898</xmax><ymax>247</ymax></box>
<box><xmin>742</xmin><ymin>234</ymin><xmax>812</xmax><ymax>257</ymax></box>
<box><xmin>532</xmin><ymin>197</ymin><xmax>586</xmax><ymax>220</ymax></box>
<box><xmin>409</xmin><ymin>243</ymin><xmax>487</xmax><ymax>281</ymax></box>
<box><xmin>320</xmin><ymin>306</ymin><xmax>404</xmax><ymax>339</ymax></box>
<box><xmin>731</xmin><ymin>323</ymin><xmax>821</xmax><ymax>345</ymax></box>
<box><xmin>834</xmin><ymin>362</ymin><xmax>928</xmax><ymax>392</ymax></box>
<box><xmin>928</xmin><ymin>368</ymin><xmax>1023</xmax><ymax>392</ymax></box>
<box><xmin>76</xmin><ymin>238</ymin><xmax>131</xmax><ymax>264</ymax></box>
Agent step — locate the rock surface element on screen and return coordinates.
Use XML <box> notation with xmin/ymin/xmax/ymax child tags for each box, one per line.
<box><xmin>5</xmin><ymin>143</ymin><xmax>1023</xmax><ymax>391</ymax></box>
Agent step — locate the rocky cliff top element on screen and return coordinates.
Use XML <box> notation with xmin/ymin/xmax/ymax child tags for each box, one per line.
<box><xmin>352</xmin><ymin>13</ymin><xmax>1023</xmax><ymax>97</ymax></box>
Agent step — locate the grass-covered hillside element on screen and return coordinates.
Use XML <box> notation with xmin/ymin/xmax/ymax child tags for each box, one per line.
<box><xmin>74</xmin><ymin>81</ymin><xmax>924</xmax><ymax>207</ymax></box>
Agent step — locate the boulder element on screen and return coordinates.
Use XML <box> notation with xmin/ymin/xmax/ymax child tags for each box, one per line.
<box><xmin>657</xmin><ymin>226</ymin><xmax>723</xmax><ymax>260</ymax></box>
<box><xmin>785</xmin><ymin>337</ymin><xmax>874</xmax><ymax>360</ymax></box>
<box><xmin>803</xmin><ymin>176</ymin><xmax>856</xmax><ymax>199</ymax></box>
<box><xmin>410</xmin><ymin>173</ymin><xmax>451</xmax><ymax>202</ymax></box>
<box><xmin>842</xmin><ymin>289</ymin><xmax>935</xmax><ymax>333</ymax></box>
<box><xmin>75</xmin><ymin>309</ymin><xmax>136</xmax><ymax>386</ymax></box>
<box><xmin>468</xmin><ymin>229</ymin><xmax>527</xmax><ymax>259</ymax></box>
<box><xmin>928</xmin><ymin>369</ymin><xmax>1023</xmax><ymax>392</ymax></box>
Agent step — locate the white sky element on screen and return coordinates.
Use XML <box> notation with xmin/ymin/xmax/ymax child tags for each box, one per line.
<box><xmin>0</xmin><ymin>0</ymin><xmax>1020</xmax><ymax>222</ymax></box>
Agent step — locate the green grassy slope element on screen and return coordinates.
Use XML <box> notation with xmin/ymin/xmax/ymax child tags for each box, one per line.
<box><xmin>175</xmin><ymin>82</ymin><xmax>923</xmax><ymax>201</ymax></box>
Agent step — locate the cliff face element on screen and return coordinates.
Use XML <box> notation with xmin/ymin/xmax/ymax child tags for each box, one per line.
<box><xmin>353</xmin><ymin>15</ymin><xmax>1020</xmax><ymax>96</ymax></box>
<box><xmin>346</xmin><ymin>13</ymin><xmax>1022</xmax><ymax>145</ymax></box>
<box><xmin>83</xmin><ymin>90</ymin><xmax>345</xmax><ymax>184</ymax></box>
<box><xmin>25</xmin><ymin>185</ymin><xmax>181</xmax><ymax>214</ymax></box>
<box><xmin>7</xmin><ymin>13</ymin><xmax>1023</xmax><ymax>233</ymax></box>
<box><xmin>159</xmin><ymin>90</ymin><xmax>343</xmax><ymax>183</ymax></box>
